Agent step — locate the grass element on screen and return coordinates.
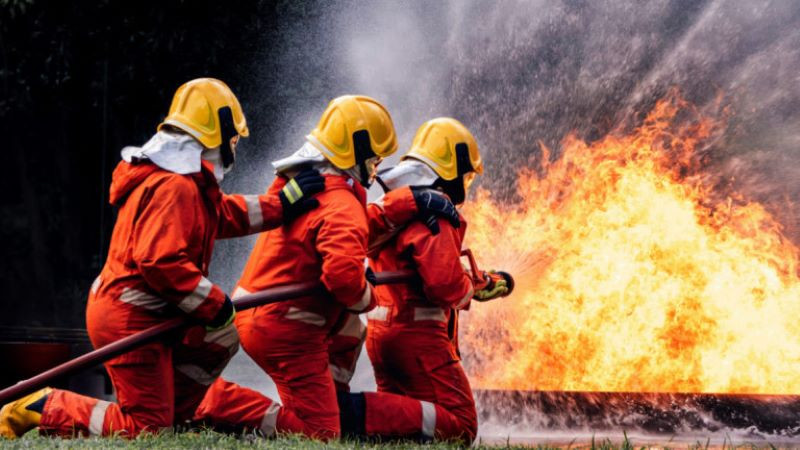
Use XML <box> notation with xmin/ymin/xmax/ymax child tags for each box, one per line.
<box><xmin>4</xmin><ymin>430</ymin><xmax>470</xmax><ymax>449</ymax></box>
<box><xmin>0</xmin><ymin>429</ymin><xmax>786</xmax><ymax>449</ymax></box>
<box><xmin>0</xmin><ymin>431</ymin><xmax>788</xmax><ymax>450</ymax></box>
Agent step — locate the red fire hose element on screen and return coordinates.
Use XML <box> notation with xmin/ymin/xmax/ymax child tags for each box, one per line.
<box><xmin>0</xmin><ymin>269</ymin><xmax>416</xmax><ymax>405</ymax></box>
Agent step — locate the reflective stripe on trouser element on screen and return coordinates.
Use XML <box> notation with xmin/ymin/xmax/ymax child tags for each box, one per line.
<box><xmin>367</xmin><ymin>306</ymin><xmax>449</xmax><ymax>323</ymax></box>
<box><xmin>171</xmin><ymin>323</ymin><xmax>240</xmax><ymax>421</ymax></box>
<box><xmin>222</xmin><ymin>309</ymin><xmax>341</xmax><ymax>440</ymax></box>
<box><xmin>39</xmin><ymin>324</ymin><xmax>239</xmax><ymax>437</ymax></box>
<box><xmin>365</xmin><ymin>326</ymin><xmax>477</xmax><ymax>443</ymax></box>
<box><xmin>195</xmin><ymin>378</ymin><xmax>285</xmax><ymax>436</ymax></box>
<box><xmin>329</xmin><ymin>312</ymin><xmax>366</xmax><ymax>392</ymax></box>
<box><xmin>364</xmin><ymin>392</ymin><xmax>477</xmax><ymax>442</ymax></box>
<box><xmin>37</xmin><ymin>392</ymin><xmax>112</xmax><ymax>437</ymax></box>
<box><xmin>196</xmin><ymin>369</ymin><xmax>339</xmax><ymax>440</ymax></box>
<box><xmin>361</xmin><ymin>391</ymin><xmax>472</xmax><ymax>441</ymax></box>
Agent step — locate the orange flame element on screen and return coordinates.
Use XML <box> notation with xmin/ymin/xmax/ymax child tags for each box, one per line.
<box><xmin>461</xmin><ymin>92</ymin><xmax>800</xmax><ymax>394</ymax></box>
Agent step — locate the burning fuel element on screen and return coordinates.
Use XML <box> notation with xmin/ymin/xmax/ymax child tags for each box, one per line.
<box><xmin>461</xmin><ymin>92</ymin><xmax>800</xmax><ymax>395</ymax></box>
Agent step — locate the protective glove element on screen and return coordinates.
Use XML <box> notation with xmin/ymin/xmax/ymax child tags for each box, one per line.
<box><xmin>410</xmin><ymin>186</ymin><xmax>460</xmax><ymax>235</ymax></box>
<box><xmin>365</xmin><ymin>267</ymin><xmax>377</xmax><ymax>286</ymax></box>
<box><xmin>473</xmin><ymin>271</ymin><xmax>509</xmax><ymax>302</ymax></box>
<box><xmin>280</xmin><ymin>168</ymin><xmax>325</xmax><ymax>222</ymax></box>
<box><xmin>205</xmin><ymin>296</ymin><xmax>236</xmax><ymax>331</ymax></box>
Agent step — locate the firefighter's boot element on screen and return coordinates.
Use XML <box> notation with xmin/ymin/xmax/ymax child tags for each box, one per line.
<box><xmin>337</xmin><ymin>391</ymin><xmax>366</xmax><ymax>439</ymax></box>
<box><xmin>0</xmin><ymin>387</ymin><xmax>52</xmax><ymax>438</ymax></box>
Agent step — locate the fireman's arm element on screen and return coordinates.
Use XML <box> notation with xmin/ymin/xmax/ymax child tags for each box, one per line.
<box><xmin>131</xmin><ymin>176</ymin><xmax>231</xmax><ymax>326</ymax></box>
<box><xmin>316</xmin><ymin>194</ymin><xmax>374</xmax><ymax>313</ymax></box>
<box><xmin>367</xmin><ymin>187</ymin><xmax>460</xmax><ymax>256</ymax></box>
<box><xmin>216</xmin><ymin>180</ymin><xmax>284</xmax><ymax>238</ymax></box>
<box><xmin>366</xmin><ymin>186</ymin><xmax>416</xmax><ymax>256</ymax></box>
<box><xmin>406</xmin><ymin>218</ymin><xmax>474</xmax><ymax>310</ymax></box>
<box><xmin>216</xmin><ymin>169</ymin><xmax>325</xmax><ymax>238</ymax></box>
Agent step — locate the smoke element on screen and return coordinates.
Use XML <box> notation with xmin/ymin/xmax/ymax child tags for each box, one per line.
<box><xmin>334</xmin><ymin>0</ymin><xmax>800</xmax><ymax>208</ymax></box>
<box><xmin>213</xmin><ymin>0</ymin><xmax>800</xmax><ymax>436</ymax></box>
<box><xmin>215</xmin><ymin>0</ymin><xmax>800</xmax><ymax>285</ymax></box>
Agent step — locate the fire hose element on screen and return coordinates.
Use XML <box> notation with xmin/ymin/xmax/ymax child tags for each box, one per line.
<box><xmin>0</xmin><ymin>257</ymin><xmax>513</xmax><ymax>405</ymax></box>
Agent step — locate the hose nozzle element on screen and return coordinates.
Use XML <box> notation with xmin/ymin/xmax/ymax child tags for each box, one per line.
<box><xmin>496</xmin><ymin>271</ymin><xmax>515</xmax><ymax>296</ymax></box>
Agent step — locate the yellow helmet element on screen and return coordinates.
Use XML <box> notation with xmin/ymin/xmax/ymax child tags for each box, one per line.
<box><xmin>307</xmin><ymin>95</ymin><xmax>398</xmax><ymax>171</ymax></box>
<box><xmin>158</xmin><ymin>78</ymin><xmax>249</xmax><ymax>149</ymax></box>
<box><xmin>403</xmin><ymin>117</ymin><xmax>483</xmax><ymax>204</ymax></box>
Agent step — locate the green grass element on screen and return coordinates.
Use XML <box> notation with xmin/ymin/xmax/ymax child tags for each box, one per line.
<box><xmin>0</xmin><ymin>430</ymin><xmax>785</xmax><ymax>449</ymax></box>
<box><xmin>3</xmin><ymin>430</ymin><xmax>474</xmax><ymax>449</ymax></box>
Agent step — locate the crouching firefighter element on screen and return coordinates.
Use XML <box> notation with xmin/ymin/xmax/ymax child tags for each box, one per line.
<box><xmin>0</xmin><ymin>78</ymin><xmax>325</xmax><ymax>438</ymax></box>
<box><xmin>194</xmin><ymin>96</ymin><xmax>462</xmax><ymax>440</ymax></box>
<box><xmin>337</xmin><ymin>118</ymin><xmax>510</xmax><ymax>444</ymax></box>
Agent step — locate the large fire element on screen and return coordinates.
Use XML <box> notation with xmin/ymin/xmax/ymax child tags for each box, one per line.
<box><xmin>461</xmin><ymin>92</ymin><xmax>800</xmax><ymax>394</ymax></box>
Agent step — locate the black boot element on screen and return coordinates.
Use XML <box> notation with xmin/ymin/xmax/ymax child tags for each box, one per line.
<box><xmin>336</xmin><ymin>391</ymin><xmax>366</xmax><ymax>439</ymax></box>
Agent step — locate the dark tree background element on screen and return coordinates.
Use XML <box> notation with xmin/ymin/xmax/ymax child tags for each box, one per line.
<box><xmin>0</xmin><ymin>0</ymin><xmax>332</xmax><ymax>329</ymax></box>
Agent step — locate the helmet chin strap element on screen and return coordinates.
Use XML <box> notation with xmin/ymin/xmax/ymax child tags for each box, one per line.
<box><xmin>197</xmin><ymin>106</ymin><xmax>240</xmax><ymax>184</ymax></box>
<box><xmin>374</xmin><ymin>176</ymin><xmax>390</xmax><ymax>193</ymax></box>
<box><xmin>351</xmin><ymin>130</ymin><xmax>378</xmax><ymax>188</ymax></box>
<box><xmin>217</xmin><ymin>106</ymin><xmax>237</xmax><ymax>170</ymax></box>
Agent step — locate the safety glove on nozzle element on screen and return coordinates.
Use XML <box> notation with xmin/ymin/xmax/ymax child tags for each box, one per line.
<box><xmin>205</xmin><ymin>295</ymin><xmax>235</xmax><ymax>331</ymax></box>
<box><xmin>410</xmin><ymin>186</ymin><xmax>459</xmax><ymax>236</ymax></box>
<box><xmin>280</xmin><ymin>168</ymin><xmax>325</xmax><ymax>222</ymax></box>
<box><xmin>473</xmin><ymin>271</ymin><xmax>510</xmax><ymax>302</ymax></box>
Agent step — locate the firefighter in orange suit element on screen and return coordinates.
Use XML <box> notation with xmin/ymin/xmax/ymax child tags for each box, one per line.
<box><xmin>338</xmin><ymin>118</ymin><xmax>509</xmax><ymax>444</ymax></box>
<box><xmin>0</xmin><ymin>78</ymin><xmax>325</xmax><ymax>438</ymax></box>
<box><xmin>194</xmin><ymin>96</ymin><xmax>462</xmax><ymax>440</ymax></box>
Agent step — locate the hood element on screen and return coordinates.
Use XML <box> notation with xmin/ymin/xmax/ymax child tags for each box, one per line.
<box><xmin>108</xmin><ymin>159</ymin><xmax>219</xmax><ymax>206</ymax></box>
<box><xmin>272</xmin><ymin>141</ymin><xmax>346</xmax><ymax>178</ymax></box>
<box><xmin>199</xmin><ymin>147</ymin><xmax>227</xmax><ymax>183</ymax></box>
<box><xmin>108</xmin><ymin>160</ymin><xmax>160</xmax><ymax>206</ymax></box>
<box><xmin>121</xmin><ymin>130</ymin><xmax>204</xmax><ymax>175</ymax></box>
<box><xmin>375</xmin><ymin>158</ymin><xmax>439</xmax><ymax>191</ymax></box>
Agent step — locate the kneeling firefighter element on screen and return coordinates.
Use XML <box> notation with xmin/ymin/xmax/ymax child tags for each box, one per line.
<box><xmin>194</xmin><ymin>96</ymin><xmax>462</xmax><ymax>440</ymax></box>
<box><xmin>0</xmin><ymin>78</ymin><xmax>324</xmax><ymax>438</ymax></box>
<box><xmin>337</xmin><ymin>118</ymin><xmax>509</xmax><ymax>444</ymax></box>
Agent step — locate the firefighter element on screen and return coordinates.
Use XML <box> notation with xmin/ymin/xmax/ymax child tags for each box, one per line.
<box><xmin>337</xmin><ymin>118</ymin><xmax>509</xmax><ymax>444</ymax></box>
<box><xmin>194</xmin><ymin>96</ymin><xmax>462</xmax><ymax>440</ymax></box>
<box><xmin>0</xmin><ymin>78</ymin><xmax>325</xmax><ymax>438</ymax></box>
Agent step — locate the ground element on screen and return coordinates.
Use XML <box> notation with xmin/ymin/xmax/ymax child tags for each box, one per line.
<box><xmin>0</xmin><ymin>430</ymin><xmax>778</xmax><ymax>449</ymax></box>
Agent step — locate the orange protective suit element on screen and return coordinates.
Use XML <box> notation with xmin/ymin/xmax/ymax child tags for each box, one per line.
<box><xmin>39</xmin><ymin>159</ymin><xmax>283</xmax><ymax>437</ymax></box>
<box><xmin>195</xmin><ymin>175</ymin><xmax>418</xmax><ymax>440</ymax></box>
<box><xmin>361</xmin><ymin>214</ymin><xmax>478</xmax><ymax>443</ymax></box>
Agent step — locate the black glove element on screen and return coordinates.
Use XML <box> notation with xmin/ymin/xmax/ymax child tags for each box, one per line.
<box><xmin>206</xmin><ymin>295</ymin><xmax>235</xmax><ymax>331</ymax></box>
<box><xmin>410</xmin><ymin>186</ymin><xmax>460</xmax><ymax>235</ymax></box>
<box><xmin>279</xmin><ymin>168</ymin><xmax>325</xmax><ymax>222</ymax></box>
<box><xmin>365</xmin><ymin>267</ymin><xmax>377</xmax><ymax>286</ymax></box>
